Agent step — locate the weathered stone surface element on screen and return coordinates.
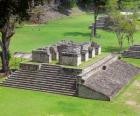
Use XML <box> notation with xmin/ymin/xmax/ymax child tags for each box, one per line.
<box><xmin>50</xmin><ymin>46</ymin><xmax>59</xmax><ymax>60</ymax></box>
<box><xmin>80</xmin><ymin>60</ymin><xmax>140</xmax><ymax>100</ymax></box>
<box><xmin>31</xmin><ymin>40</ymin><xmax>102</xmax><ymax>66</ymax></box>
<box><xmin>81</xmin><ymin>50</ymin><xmax>89</xmax><ymax>62</ymax></box>
<box><xmin>59</xmin><ymin>54</ymin><xmax>81</xmax><ymax>66</ymax></box>
<box><xmin>129</xmin><ymin>45</ymin><xmax>140</xmax><ymax>51</ymax></box>
<box><xmin>88</xmin><ymin>47</ymin><xmax>95</xmax><ymax>58</ymax></box>
<box><xmin>122</xmin><ymin>45</ymin><xmax>140</xmax><ymax>59</ymax></box>
<box><xmin>80</xmin><ymin>42</ymin><xmax>91</xmax><ymax>51</ymax></box>
<box><xmin>20</xmin><ymin>63</ymin><xmax>41</xmax><ymax>71</ymax></box>
<box><xmin>91</xmin><ymin>42</ymin><xmax>101</xmax><ymax>55</ymax></box>
<box><xmin>32</xmin><ymin>48</ymin><xmax>52</xmax><ymax>63</ymax></box>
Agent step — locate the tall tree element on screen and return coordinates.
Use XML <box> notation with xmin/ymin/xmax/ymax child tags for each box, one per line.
<box><xmin>106</xmin><ymin>0</ymin><xmax>139</xmax><ymax>49</ymax></box>
<box><xmin>0</xmin><ymin>0</ymin><xmax>28</xmax><ymax>74</ymax></box>
<box><xmin>92</xmin><ymin>0</ymin><xmax>106</xmax><ymax>37</ymax></box>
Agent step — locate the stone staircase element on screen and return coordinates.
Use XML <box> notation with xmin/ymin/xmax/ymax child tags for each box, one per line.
<box><xmin>122</xmin><ymin>45</ymin><xmax>140</xmax><ymax>59</ymax></box>
<box><xmin>0</xmin><ymin>64</ymin><xmax>78</xmax><ymax>96</ymax></box>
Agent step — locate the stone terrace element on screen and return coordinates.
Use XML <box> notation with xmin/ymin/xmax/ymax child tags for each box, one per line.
<box><xmin>122</xmin><ymin>45</ymin><xmax>140</xmax><ymax>59</ymax></box>
<box><xmin>80</xmin><ymin>60</ymin><xmax>140</xmax><ymax>100</ymax></box>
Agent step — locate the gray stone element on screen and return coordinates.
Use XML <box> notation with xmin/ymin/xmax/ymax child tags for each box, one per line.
<box><xmin>32</xmin><ymin>47</ymin><xmax>52</xmax><ymax>63</ymax></box>
<box><xmin>20</xmin><ymin>63</ymin><xmax>41</xmax><ymax>71</ymax></box>
<box><xmin>88</xmin><ymin>47</ymin><xmax>95</xmax><ymax>58</ymax></box>
<box><xmin>81</xmin><ymin>50</ymin><xmax>89</xmax><ymax>62</ymax></box>
<box><xmin>50</xmin><ymin>46</ymin><xmax>59</xmax><ymax>60</ymax></box>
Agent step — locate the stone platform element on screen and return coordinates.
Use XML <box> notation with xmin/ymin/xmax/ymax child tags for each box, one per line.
<box><xmin>122</xmin><ymin>45</ymin><xmax>140</xmax><ymax>59</ymax></box>
<box><xmin>0</xmin><ymin>54</ymin><xmax>139</xmax><ymax>101</ymax></box>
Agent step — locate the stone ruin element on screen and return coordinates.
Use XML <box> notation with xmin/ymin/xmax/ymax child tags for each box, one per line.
<box><xmin>122</xmin><ymin>45</ymin><xmax>140</xmax><ymax>59</ymax></box>
<box><xmin>32</xmin><ymin>40</ymin><xmax>102</xmax><ymax>66</ymax></box>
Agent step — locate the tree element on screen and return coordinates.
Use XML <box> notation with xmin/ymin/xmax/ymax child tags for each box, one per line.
<box><xmin>0</xmin><ymin>0</ymin><xmax>28</xmax><ymax>74</ymax></box>
<box><xmin>106</xmin><ymin>0</ymin><xmax>139</xmax><ymax>49</ymax></box>
<box><xmin>92</xmin><ymin>0</ymin><xmax>107</xmax><ymax>37</ymax></box>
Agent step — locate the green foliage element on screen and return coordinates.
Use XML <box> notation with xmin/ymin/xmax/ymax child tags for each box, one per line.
<box><xmin>106</xmin><ymin>0</ymin><xmax>139</xmax><ymax>49</ymax></box>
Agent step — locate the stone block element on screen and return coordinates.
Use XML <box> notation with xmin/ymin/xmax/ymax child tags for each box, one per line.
<box><xmin>20</xmin><ymin>63</ymin><xmax>41</xmax><ymax>71</ymax></box>
<box><xmin>88</xmin><ymin>47</ymin><xmax>95</xmax><ymax>58</ymax></box>
<box><xmin>59</xmin><ymin>54</ymin><xmax>81</xmax><ymax>66</ymax></box>
<box><xmin>95</xmin><ymin>46</ymin><xmax>101</xmax><ymax>55</ymax></box>
<box><xmin>32</xmin><ymin>48</ymin><xmax>52</xmax><ymax>63</ymax></box>
<box><xmin>81</xmin><ymin>50</ymin><xmax>89</xmax><ymax>62</ymax></box>
<box><xmin>50</xmin><ymin>46</ymin><xmax>59</xmax><ymax>60</ymax></box>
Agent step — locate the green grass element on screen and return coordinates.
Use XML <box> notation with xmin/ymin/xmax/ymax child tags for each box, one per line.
<box><xmin>10</xmin><ymin>14</ymin><xmax>140</xmax><ymax>53</ymax></box>
<box><xmin>0</xmin><ymin>74</ymin><xmax>140</xmax><ymax>116</ymax></box>
<box><xmin>0</xmin><ymin>14</ymin><xmax>140</xmax><ymax>116</ymax></box>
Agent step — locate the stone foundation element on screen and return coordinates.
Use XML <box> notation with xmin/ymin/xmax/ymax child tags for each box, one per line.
<box><xmin>32</xmin><ymin>48</ymin><xmax>52</xmax><ymax>63</ymax></box>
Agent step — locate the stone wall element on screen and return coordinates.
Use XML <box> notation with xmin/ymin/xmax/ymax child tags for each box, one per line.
<box><xmin>59</xmin><ymin>54</ymin><xmax>81</xmax><ymax>66</ymax></box>
<box><xmin>50</xmin><ymin>46</ymin><xmax>59</xmax><ymax>60</ymax></box>
<box><xmin>122</xmin><ymin>50</ymin><xmax>140</xmax><ymax>59</ymax></box>
<box><xmin>31</xmin><ymin>40</ymin><xmax>102</xmax><ymax>66</ymax></box>
<box><xmin>79</xmin><ymin>54</ymin><xmax>118</xmax><ymax>80</ymax></box>
<box><xmin>81</xmin><ymin>50</ymin><xmax>89</xmax><ymax>61</ymax></box>
<box><xmin>129</xmin><ymin>45</ymin><xmax>140</xmax><ymax>51</ymax></box>
<box><xmin>78</xmin><ymin>84</ymin><xmax>110</xmax><ymax>101</ymax></box>
<box><xmin>32</xmin><ymin>48</ymin><xmax>52</xmax><ymax>63</ymax></box>
<box><xmin>122</xmin><ymin>45</ymin><xmax>140</xmax><ymax>59</ymax></box>
<box><xmin>20</xmin><ymin>63</ymin><xmax>41</xmax><ymax>71</ymax></box>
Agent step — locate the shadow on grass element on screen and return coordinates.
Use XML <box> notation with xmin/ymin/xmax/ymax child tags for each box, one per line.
<box><xmin>64</xmin><ymin>32</ymin><xmax>90</xmax><ymax>37</ymax></box>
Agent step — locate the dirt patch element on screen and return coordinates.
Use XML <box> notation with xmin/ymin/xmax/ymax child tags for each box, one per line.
<box><xmin>134</xmin><ymin>80</ymin><xmax>140</xmax><ymax>88</ymax></box>
<box><xmin>126</xmin><ymin>100</ymin><xmax>137</xmax><ymax>106</ymax></box>
<box><xmin>124</xmin><ymin>92</ymin><xmax>133</xmax><ymax>97</ymax></box>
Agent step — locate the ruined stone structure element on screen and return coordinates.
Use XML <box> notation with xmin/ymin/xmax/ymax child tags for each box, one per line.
<box><xmin>0</xmin><ymin>41</ymin><xmax>139</xmax><ymax>101</ymax></box>
<box><xmin>122</xmin><ymin>45</ymin><xmax>140</xmax><ymax>59</ymax></box>
<box><xmin>32</xmin><ymin>47</ymin><xmax>52</xmax><ymax>63</ymax></box>
<box><xmin>32</xmin><ymin>40</ymin><xmax>101</xmax><ymax>66</ymax></box>
<box><xmin>0</xmin><ymin>54</ymin><xmax>139</xmax><ymax>101</ymax></box>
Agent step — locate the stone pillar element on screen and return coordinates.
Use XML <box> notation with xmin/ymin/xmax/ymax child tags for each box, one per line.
<box><xmin>95</xmin><ymin>46</ymin><xmax>101</xmax><ymax>55</ymax></box>
<box><xmin>81</xmin><ymin>50</ymin><xmax>89</xmax><ymax>62</ymax></box>
<box><xmin>50</xmin><ymin>46</ymin><xmax>59</xmax><ymax>60</ymax></box>
<box><xmin>88</xmin><ymin>47</ymin><xmax>95</xmax><ymax>58</ymax></box>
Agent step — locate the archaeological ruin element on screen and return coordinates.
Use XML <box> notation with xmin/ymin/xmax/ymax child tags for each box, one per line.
<box><xmin>122</xmin><ymin>45</ymin><xmax>140</xmax><ymax>59</ymax></box>
<box><xmin>32</xmin><ymin>40</ymin><xmax>101</xmax><ymax>66</ymax></box>
<box><xmin>0</xmin><ymin>41</ymin><xmax>139</xmax><ymax>101</ymax></box>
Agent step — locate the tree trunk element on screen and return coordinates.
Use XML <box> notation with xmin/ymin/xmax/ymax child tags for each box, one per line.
<box><xmin>93</xmin><ymin>15</ymin><xmax>97</xmax><ymax>37</ymax></box>
<box><xmin>1</xmin><ymin>44</ymin><xmax>10</xmax><ymax>74</ymax></box>
<box><xmin>93</xmin><ymin>6</ymin><xmax>99</xmax><ymax>37</ymax></box>
<box><xmin>0</xmin><ymin>22</ymin><xmax>15</xmax><ymax>74</ymax></box>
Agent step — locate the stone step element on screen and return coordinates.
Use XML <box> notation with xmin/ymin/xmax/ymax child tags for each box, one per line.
<box><xmin>16</xmin><ymin>70</ymin><xmax>74</xmax><ymax>77</ymax></box>
<box><xmin>11</xmin><ymin>72</ymin><xmax>77</xmax><ymax>80</ymax></box>
<box><xmin>5</xmin><ymin>78</ymin><xmax>76</xmax><ymax>86</ymax></box>
<box><xmin>2</xmin><ymin>83</ymin><xmax>76</xmax><ymax>94</ymax></box>
<box><xmin>2</xmin><ymin>81</ymin><xmax>76</xmax><ymax>91</ymax></box>
<box><xmin>41</xmin><ymin>64</ymin><xmax>61</xmax><ymax>69</ymax></box>
<box><xmin>1</xmin><ymin>84</ymin><xmax>76</xmax><ymax>96</ymax></box>
<box><xmin>9</xmin><ymin>75</ymin><xmax>76</xmax><ymax>83</ymax></box>
<box><xmin>10</xmin><ymin>74</ymin><xmax>77</xmax><ymax>81</ymax></box>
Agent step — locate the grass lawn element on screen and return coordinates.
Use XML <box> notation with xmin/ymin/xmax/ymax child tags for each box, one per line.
<box><xmin>0</xmin><ymin>14</ymin><xmax>140</xmax><ymax>116</ymax></box>
<box><xmin>0</xmin><ymin>72</ymin><xmax>140</xmax><ymax>116</ymax></box>
<box><xmin>10</xmin><ymin>14</ymin><xmax>140</xmax><ymax>53</ymax></box>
